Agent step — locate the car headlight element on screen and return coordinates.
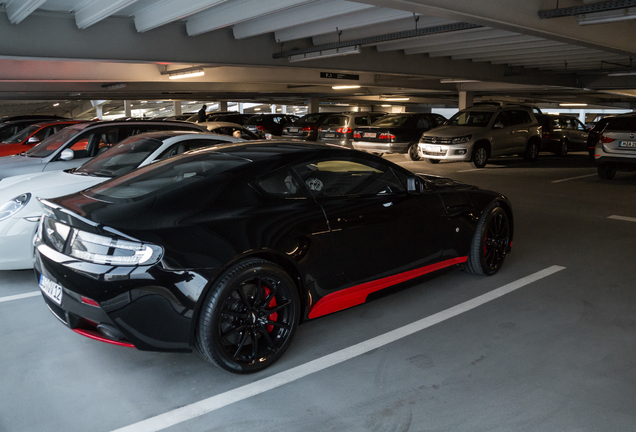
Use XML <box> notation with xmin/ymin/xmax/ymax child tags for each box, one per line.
<box><xmin>451</xmin><ymin>136</ymin><xmax>472</xmax><ymax>144</ymax></box>
<box><xmin>0</xmin><ymin>193</ymin><xmax>31</xmax><ymax>222</ymax></box>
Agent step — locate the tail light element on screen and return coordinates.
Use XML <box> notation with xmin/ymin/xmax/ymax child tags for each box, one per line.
<box><xmin>353</xmin><ymin>132</ymin><xmax>361</xmax><ymax>138</ymax></box>
<box><xmin>256</xmin><ymin>125</ymin><xmax>265</xmax><ymax>131</ymax></box>
<box><xmin>542</xmin><ymin>132</ymin><xmax>552</xmax><ymax>138</ymax></box>
<box><xmin>302</xmin><ymin>127</ymin><xmax>315</xmax><ymax>132</ymax></box>
<box><xmin>318</xmin><ymin>127</ymin><xmax>322</xmax><ymax>132</ymax></box>
<box><xmin>337</xmin><ymin>127</ymin><xmax>352</xmax><ymax>134</ymax></box>
<box><xmin>600</xmin><ymin>134</ymin><xmax>614</xmax><ymax>143</ymax></box>
<box><xmin>378</xmin><ymin>133</ymin><xmax>395</xmax><ymax>140</ymax></box>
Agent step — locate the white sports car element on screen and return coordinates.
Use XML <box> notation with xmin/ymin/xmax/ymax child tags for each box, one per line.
<box><xmin>0</xmin><ymin>130</ymin><xmax>243</xmax><ymax>270</ymax></box>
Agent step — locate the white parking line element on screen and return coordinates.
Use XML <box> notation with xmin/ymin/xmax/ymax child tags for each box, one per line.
<box><xmin>111</xmin><ymin>265</ymin><xmax>566</xmax><ymax>432</ymax></box>
<box><xmin>608</xmin><ymin>215</ymin><xmax>636</xmax><ymax>223</ymax></box>
<box><xmin>551</xmin><ymin>173</ymin><xmax>597</xmax><ymax>183</ymax></box>
<box><xmin>0</xmin><ymin>291</ymin><xmax>40</xmax><ymax>304</ymax></box>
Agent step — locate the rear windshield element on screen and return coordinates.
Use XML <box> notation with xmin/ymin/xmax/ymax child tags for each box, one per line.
<box><xmin>2</xmin><ymin>124</ymin><xmax>39</xmax><ymax>144</ymax></box>
<box><xmin>295</xmin><ymin>114</ymin><xmax>323</xmax><ymax>126</ymax></box>
<box><xmin>245</xmin><ymin>116</ymin><xmax>268</xmax><ymax>125</ymax></box>
<box><xmin>74</xmin><ymin>135</ymin><xmax>163</xmax><ymax>178</ymax></box>
<box><xmin>606</xmin><ymin>117</ymin><xmax>636</xmax><ymax>132</ymax></box>
<box><xmin>85</xmin><ymin>152</ymin><xmax>249</xmax><ymax>202</ymax></box>
<box><xmin>447</xmin><ymin>111</ymin><xmax>494</xmax><ymax>127</ymax></box>
<box><xmin>24</xmin><ymin>125</ymin><xmax>85</xmax><ymax>158</ymax></box>
<box><xmin>321</xmin><ymin>116</ymin><xmax>348</xmax><ymax>127</ymax></box>
<box><xmin>372</xmin><ymin>114</ymin><xmax>412</xmax><ymax>127</ymax></box>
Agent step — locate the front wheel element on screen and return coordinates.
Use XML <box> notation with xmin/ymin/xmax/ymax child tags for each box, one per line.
<box><xmin>471</xmin><ymin>144</ymin><xmax>488</xmax><ymax>168</ymax></box>
<box><xmin>523</xmin><ymin>141</ymin><xmax>539</xmax><ymax>162</ymax></box>
<box><xmin>464</xmin><ymin>203</ymin><xmax>510</xmax><ymax>276</ymax></box>
<box><xmin>597</xmin><ymin>164</ymin><xmax>616</xmax><ymax>180</ymax></box>
<box><xmin>405</xmin><ymin>143</ymin><xmax>422</xmax><ymax>161</ymax></box>
<box><xmin>556</xmin><ymin>139</ymin><xmax>568</xmax><ymax>157</ymax></box>
<box><xmin>196</xmin><ymin>259</ymin><xmax>300</xmax><ymax>374</ymax></box>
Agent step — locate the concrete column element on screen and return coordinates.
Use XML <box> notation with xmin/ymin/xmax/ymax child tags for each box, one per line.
<box><xmin>270</xmin><ymin>104</ymin><xmax>277</xmax><ymax>113</ymax></box>
<box><xmin>308</xmin><ymin>97</ymin><xmax>320</xmax><ymax>113</ymax></box>
<box><xmin>459</xmin><ymin>91</ymin><xmax>474</xmax><ymax>110</ymax></box>
<box><xmin>124</xmin><ymin>100</ymin><xmax>132</xmax><ymax>117</ymax></box>
<box><xmin>238</xmin><ymin>103</ymin><xmax>244</xmax><ymax>113</ymax></box>
<box><xmin>282</xmin><ymin>105</ymin><xmax>287</xmax><ymax>114</ymax></box>
<box><xmin>219</xmin><ymin>101</ymin><xmax>228</xmax><ymax>111</ymax></box>
<box><xmin>579</xmin><ymin>109</ymin><xmax>586</xmax><ymax>124</ymax></box>
<box><xmin>95</xmin><ymin>104</ymin><xmax>103</xmax><ymax>120</ymax></box>
<box><xmin>173</xmin><ymin>101</ymin><xmax>182</xmax><ymax>116</ymax></box>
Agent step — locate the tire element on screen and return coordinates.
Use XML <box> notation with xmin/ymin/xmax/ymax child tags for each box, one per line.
<box><xmin>556</xmin><ymin>139</ymin><xmax>568</xmax><ymax>157</ymax></box>
<box><xmin>426</xmin><ymin>158</ymin><xmax>440</xmax><ymax>164</ymax></box>
<box><xmin>464</xmin><ymin>202</ymin><xmax>510</xmax><ymax>276</ymax></box>
<box><xmin>195</xmin><ymin>259</ymin><xmax>300</xmax><ymax>374</ymax></box>
<box><xmin>405</xmin><ymin>143</ymin><xmax>422</xmax><ymax>161</ymax></box>
<box><xmin>471</xmin><ymin>144</ymin><xmax>488</xmax><ymax>168</ymax></box>
<box><xmin>597</xmin><ymin>164</ymin><xmax>616</xmax><ymax>180</ymax></box>
<box><xmin>523</xmin><ymin>140</ymin><xmax>539</xmax><ymax>162</ymax></box>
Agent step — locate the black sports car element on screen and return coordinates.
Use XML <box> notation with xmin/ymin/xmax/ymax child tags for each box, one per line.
<box><xmin>34</xmin><ymin>142</ymin><xmax>513</xmax><ymax>374</ymax></box>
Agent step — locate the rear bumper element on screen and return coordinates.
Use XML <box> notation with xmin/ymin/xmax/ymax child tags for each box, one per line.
<box><xmin>352</xmin><ymin>141</ymin><xmax>410</xmax><ymax>153</ymax></box>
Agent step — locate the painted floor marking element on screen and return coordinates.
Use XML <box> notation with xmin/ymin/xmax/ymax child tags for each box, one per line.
<box><xmin>0</xmin><ymin>291</ymin><xmax>40</xmax><ymax>304</ymax></box>
<box><xmin>551</xmin><ymin>173</ymin><xmax>596</xmax><ymax>183</ymax></box>
<box><xmin>608</xmin><ymin>215</ymin><xmax>636</xmax><ymax>223</ymax></box>
<box><xmin>111</xmin><ymin>265</ymin><xmax>566</xmax><ymax>432</ymax></box>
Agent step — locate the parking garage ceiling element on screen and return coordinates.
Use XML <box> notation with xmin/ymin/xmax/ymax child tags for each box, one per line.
<box><xmin>0</xmin><ymin>0</ymin><xmax>634</xmax><ymax>116</ymax></box>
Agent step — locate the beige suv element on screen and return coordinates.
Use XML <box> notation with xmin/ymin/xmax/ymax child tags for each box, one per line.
<box><xmin>419</xmin><ymin>105</ymin><xmax>543</xmax><ymax>168</ymax></box>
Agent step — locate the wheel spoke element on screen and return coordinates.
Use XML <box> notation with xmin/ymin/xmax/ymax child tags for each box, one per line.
<box><xmin>232</xmin><ymin>330</ymin><xmax>250</xmax><ymax>359</ymax></box>
<box><xmin>263</xmin><ymin>300</ymin><xmax>291</xmax><ymax>315</ymax></box>
<box><xmin>251</xmin><ymin>330</ymin><xmax>259</xmax><ymax>362</ymax></box>
<box><xmin>235</xmin><ymin>285</ymin><xmax>253</xmax><ymax>308</ymax></box>
<box><xmin>221</xmin><ymin>323</ymin><xmax>246</xmax><ymax>339</ymax></box>
<box><xmin>221</xmin><ymin>309</ymin><xmax>247</xmax><ymax>320</ymax></box>
<box><xmin>266</xmin><ymin>320</ymin><xmax>290</xmax><ymax>331</ymax></box>
<box><xmin>257</xmin><ymin>326</ymin><xmax>278</xmax><ymax>350</ymax></box>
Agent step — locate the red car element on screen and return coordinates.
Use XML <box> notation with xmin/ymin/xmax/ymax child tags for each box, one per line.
<box><xmin>0</xmin><ymin>120</ymin><xmax>85</xmax><ymax>157</ymax></box>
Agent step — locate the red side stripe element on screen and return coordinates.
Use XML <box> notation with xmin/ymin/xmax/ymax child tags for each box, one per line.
<box><xmin>308</xmin><ymin>257</ymin><xmax>468</xmax><ymax>319</ymax></box>
<box><xmin>73</xmin><ymin>328</ymin><xmax>135</xmax><ymax>348</ymax></box>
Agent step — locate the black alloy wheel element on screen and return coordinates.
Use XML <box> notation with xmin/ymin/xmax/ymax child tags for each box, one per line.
<box><xmin>523</xmin><ymin>141</ymin><xmax>539</xmax><ymax>162</ymax></box>
<box><xmin>406</xmin><ymin>143</ymin><xmax>422</xmax><ymax>161</ymax></box>
<box><xmin>471</xmin><ymin>144</ymin><xmax>488</xmax><ymax>168</ymax></box>
<box><xmin>464</xmin><ymin>202</ymin><xmax>510</xmax><ymax>276</ymax></box>
<box><xmin>196</xmin><ymin>259</ymin><xmax>300</xmax><ymax>374</ymax></box>
<box><xmin>597</xmin><ymin>164</ymin><xmax>617</xmax><ymax>180</ymax></box>
<box><xmin>556</xmin><ymin>139</ymin><xmax>568</xmax><ymax>157</ymax></box>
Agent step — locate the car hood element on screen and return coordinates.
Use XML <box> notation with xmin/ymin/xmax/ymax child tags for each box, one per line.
<box><xmin>0</xmin><ymin>171</ymin><xmax>107</xmax><ymax>217</ymax></box>
<box><xmin>421</xmin><ymin>125</ymin><xmax>485</xmax><ymax>137</ymax></box>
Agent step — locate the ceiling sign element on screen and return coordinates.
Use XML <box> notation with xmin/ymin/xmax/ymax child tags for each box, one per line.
<box><xmin>320</xmin><ymin>72</ymin><xmax>359</xmax><ymax>81</ymax></box>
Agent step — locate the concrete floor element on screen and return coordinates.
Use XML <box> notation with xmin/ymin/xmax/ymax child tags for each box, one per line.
<box><xmin>1</xmin><ymin>151</ymin><xmax>635</xmax><ymax>432</ymax></box>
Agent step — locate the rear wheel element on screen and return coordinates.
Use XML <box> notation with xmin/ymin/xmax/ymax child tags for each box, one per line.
<box><xmin>523</xmin><ymin>140</ymin><xmax>539</xmax><ymax>162</ymax></box>
<box><xmin>464</xmin><ymin>202</ymin><xmax>510</xmax><ymax>276</ymax></box>
<box><xmin>556</xmin><ymin>139</ymin><xmax>568</xmax><ymax>156</ymax></box>
<box><xmin>597</xmin><ymin>164</ymin><xmax>616</xmax><ymax>180</ymax></box>
<box><xmin>405</xmin><ymin>143</ymin><xmax>422</xmax><ymax>161</ymax></box>
<box><xmin>471</xmin><ymin>144</ymin><xmax>488</xmax><ymax>168</ymax></box>
<box><xmin>195</xmin><ymin>259</ymin><xmax>300</xmax><ymax>374</ymax></box>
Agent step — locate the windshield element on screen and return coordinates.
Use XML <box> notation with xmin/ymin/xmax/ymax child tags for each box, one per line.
<box><xmin>24</xmin><ymin>126</ymin><xmax>85</xmax><ymax>158</ymax></box>
<box><xmin>2</xmin><ymin>124</ymin><xmax>39</xmax><ymax>144</ymax></box>
<box><xmin>447</xmin><ymin>111</ymin><xmax>494</xmax><ymax>127</ymax></box>
<box><xmin>86</xmin><ymin>152</ymin><xmax>249</xmax><ymax>202</ymax></box>
<box><xmin>74</xmin><ymin>135</ymin><xmax>163</xmax><ymax>178</ymax></box>
<box><xmin>372</xmin><ymin>114</ymin><xmax>412</xmax><ymax>127</ymax></box>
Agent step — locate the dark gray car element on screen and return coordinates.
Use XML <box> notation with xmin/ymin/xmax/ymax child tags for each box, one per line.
<box><xmin>316</xmin><ymin>112</ymin><xmax>387</xmax><ymax>148</ymax></box>
<box><xmin>536</xmin><ymin>114</ymin><xmax>589</xmax><ymax>156</ymax></box>
<box><xmin>0</xmin><ymin>120</ymin><xmax>206</xmax><ymax>180</ymax></box>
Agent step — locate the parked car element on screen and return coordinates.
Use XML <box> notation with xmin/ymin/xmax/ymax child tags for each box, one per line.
<box><xmin>282</xmin><ymin>113</ymin><xmax>334</xmax><ymax>141</ymax></box>
<box><xmin>198</xmin><ymin>121</ymin><xmax>260</xmax><ymax>140</ymax></box>
<box><xmin>594</xmin><ymin>113</ymin><xmax>636</xmax><ymax>179</ymax></box>
<box><xmin>419</xmin><ymin>105</ymin><xmax>542</xmax><ymax>168</ymax></box>
<box><xmin>244</xmin><ymin>114</ymin><xmax>298</xmax><ymax>138</ymax></box>
<box><xmin>34</xmin><ymin>141</ymin><xmax>513</xmax><ymax>373</ymax></box>
<box><xmin>0</xmin><ymin>114</ymin><xmax>67</xmax><ymax>123</ymax></box>
<box><xmin>317</xmin><ymin>112</ymin><xmax>387</xmax><ymax>148</ymax></box>
<box><xmin>0</xmin><ymin>120</ymin><xmax>206</xmax><ymax>180</ymax></box>
<box><xmin>535</xmin><ymin>114</ymin><xmax>589</xmax><ymax>156</ymax></box>
<box><xmin>353</xmin><ymin>113</ymin><xmax>446</xmax><ymax>160</ymax></box>
<box><xmin>0</xmin><ymin>118</ymin><xmax>69</xmax><ymax>142</ymax></box>
<box><xmin>587</xmin><ymin>115</ymin><xmax>614</xmax><ymax>160</ymax></box>
<box><xmin>0</xmin><ymin>120</ymin><xmax>85</xmax><ymax>157</ymax></box>
<box><xmin>0</xmin><ymin>131</ymin><xmax>243</xmax><ymax>270</ymax></box>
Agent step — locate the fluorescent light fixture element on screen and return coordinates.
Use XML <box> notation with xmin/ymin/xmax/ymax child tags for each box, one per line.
<box><xmin>53</xmin><ymin>103</ymin><xmax>59</xmax><ymax>107</ymax></box>
<box><xmin>559</xmin><ymin>103</ymin><xmax>588</xmax><ymax>107</ymax></box>
<box><xmin>254</xmin><ymin>108</ymin><xmax>261</xmax><ymax>111</ymax></box>
<box><xmin>288</xmin><ymin>45</ymin><xmax>361</xmax><ymax>63</ymax></box>
<box><xmin>381</xmin><ymin>104</ymin><xmax>391</xmax><ymax>107</ymax></box>
<box><xmin>168</xmin><ymin>69</ymin><xmax>205</xmax><ymax>80</ymax></box>
<box><xmin>608</xmin><ymin>71</ymin><xmax>636</xmax><ymax>76</ymax></box>
<box><xmin>440</xmin><ymin>79</ymin><xmax>480</xmax><ymax>83</ymax></box>
<box><xmin>332</xmin><ymin>85</ymin><xmax>361</xmax><ymax>90</ymax></box>
<box><xmin>577</xmin><ymin>7</ymin><xmax>636</xmax><ymax>25</ymax></box>
<box><xmin>385</xmin><ymin>97</ymin><xmax>410</xmax><ymax>101</ymax></box>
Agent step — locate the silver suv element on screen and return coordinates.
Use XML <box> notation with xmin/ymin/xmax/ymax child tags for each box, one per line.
<box><xmin>419</xmin><ymin>105</ymin><xmax>542</xmax><ymax>168</ymax></box>
<box><xmin>594</xmin><ymin>114</ymin><xmax>636</xmax><ymax>179</ymax></box>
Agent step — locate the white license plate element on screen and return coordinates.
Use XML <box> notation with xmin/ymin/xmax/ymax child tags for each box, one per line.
<box><xmin>325</xmin><ymin>133</ymin><xmax>335</xmax><ymax>138</ymax></box>
<box><xmin>289</xmin><ymin>128</ymin><xmax>299</xmax><ymax>133</ymax></box>
<box><xmin>363</xmin><ymin>132</ymin><xmax>376</xmax><ymax>138</ymax></box>
<box><xmin>426</xmin><ymin>145</ymin><xmax>441</xmax><ymax>152</ymax></box>
<box><xmin>619</xmin><ymin>141</ymin><xmax>636</xmax><ymax>148</ymax></box>
<box><xmin>39</xmin><ymin>274</ymin><xmax>63</xmax><ymax>305</ymax></box>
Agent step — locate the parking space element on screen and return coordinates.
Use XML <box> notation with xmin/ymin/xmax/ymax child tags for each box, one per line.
<box><xmin>2</xmin><ymin>151</ymin><xmax>636</xmax><ymax>432</ymax></box>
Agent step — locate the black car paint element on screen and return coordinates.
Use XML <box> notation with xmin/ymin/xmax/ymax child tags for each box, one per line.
<box><xmin>34</xmin><ymin>143</ymin><xmax>512</xmax><ymax>353</ymax></box>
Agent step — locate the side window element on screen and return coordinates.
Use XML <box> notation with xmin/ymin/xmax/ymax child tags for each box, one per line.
<box><xmin>510</xmin><ymin>110</ymin><xmax>531</xmax><ymax>125</ymax></box>
<box><xmin>354</xmin><ymin>116</ymin><xmax>369</xmax><ymax>126</ymax></box>
<box><xmin>158</xmin><ymin>139</ymin><xmax>223</xmax><ymax>159</ymax></box>
<box><xmin>292</xmin><ymin>159</ymin><xmax>405</xmax><ymax>198</ymax></box>
<box><xmin>416</xmin><ymin>116</ymin><xmax>430</xmax><ymax>130</ymax></box>
<box><xmin>256</xmin><ymin>169</ymin><xmax>307</xmax><ymax>197</ymax></box>
<box><xmin>494</xmin><ymin>111</ymin><xmax>512</xmax><ymax>127</ymax></box>
<box><xmin>575</xmin><ymin>119</ymin><xmax>586</xmax><ymax>130</ymax></box>
<box><xmin>33</xmin><ymin>127</ymin><xmax>50</xmax><ymax>141</ymax></box>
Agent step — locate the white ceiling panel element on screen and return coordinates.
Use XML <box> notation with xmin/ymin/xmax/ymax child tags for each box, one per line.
<box><xmin>133</xmin><ymin>0</ymin><xmax>230</xmax><ymax>32</ymax></box>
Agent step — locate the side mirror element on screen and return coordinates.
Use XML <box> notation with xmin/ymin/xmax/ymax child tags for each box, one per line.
<box><xmin>27</xmin><ymin>136</ymin><xmax>40</xmax><ymax>144</ymax></box>
<box><xmin>493</xmin><ymin>122</ymin><xmax>504</xmax><ymax>129</ymax></box>
<box><xmin>59</xmin><ymin>148</ymin><xmax>74</xmax><ymax>161</ymax></box>
<box><xmin>407</xmin><ymin>176</ymin><xmax>424</xmax><ymax>194</ymax></box>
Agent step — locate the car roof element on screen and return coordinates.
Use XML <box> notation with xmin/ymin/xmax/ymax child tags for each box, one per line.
<box><xmin>127</xmin><ymin>130</ymin><xmax>212</xmax><ymax>141</ymax></box>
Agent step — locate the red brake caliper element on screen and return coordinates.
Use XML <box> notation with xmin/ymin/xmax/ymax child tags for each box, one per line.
<box><xmin>484</xmin><ymin>232</ymin><xmax>488</xmax><ymax>255</ymax></box>
<box><xmin>263</xmin><ymin>287</ymin><xmax>278</xmax><ymax>333</ymax></box>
